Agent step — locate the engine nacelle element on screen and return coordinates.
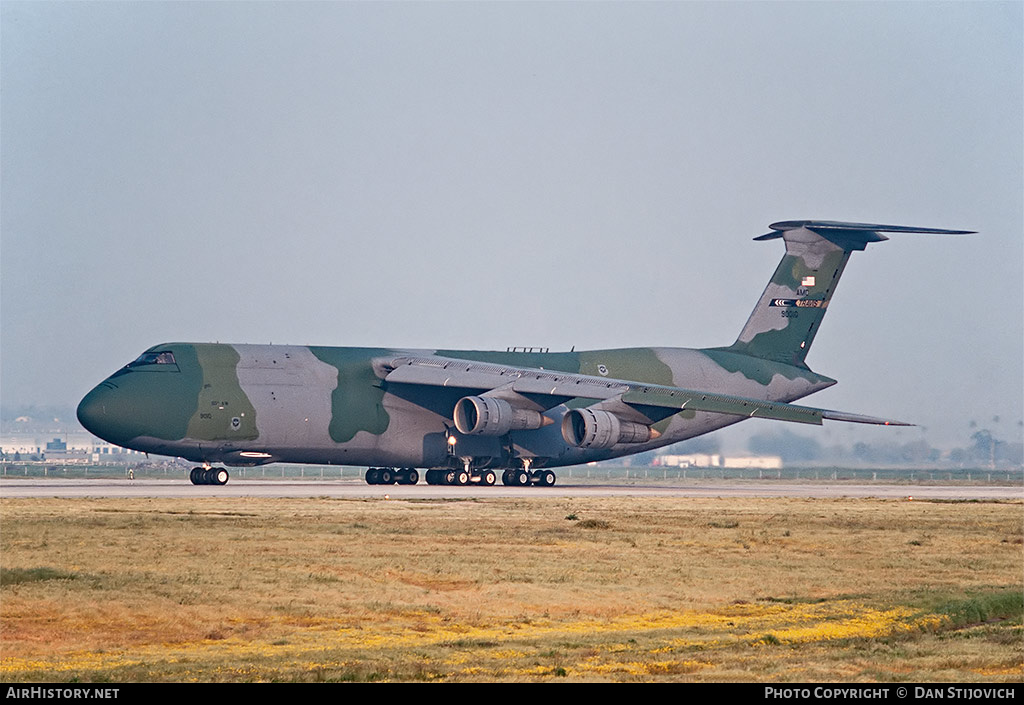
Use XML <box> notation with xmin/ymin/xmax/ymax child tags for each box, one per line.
<box><xmin>561</xmin><ymin>408</ymin><xmax>655</xmax><ymax>450</ymax></box>
<box><xmin>453</xmin><ymin>396</ymin><xmax>546</xmax><ymax>436</ymax></box>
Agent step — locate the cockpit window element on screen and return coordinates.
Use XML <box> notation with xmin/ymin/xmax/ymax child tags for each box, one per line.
<box><xmin>126</xmin><ymin>351</ymin><xmax>177</xmax><ymax>368</ymax></box>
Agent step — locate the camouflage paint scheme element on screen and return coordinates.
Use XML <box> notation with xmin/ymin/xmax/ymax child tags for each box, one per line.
<box><xmin>77</xmin><ymin>221</ymin><xmax>970</xmax><ymax>476</ymax></box>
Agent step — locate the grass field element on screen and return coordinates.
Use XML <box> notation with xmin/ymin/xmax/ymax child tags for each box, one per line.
<box><xmin>0</xmin><ymin>495</ymin><xmax>1020</xmax><ymax>682</ymax></box>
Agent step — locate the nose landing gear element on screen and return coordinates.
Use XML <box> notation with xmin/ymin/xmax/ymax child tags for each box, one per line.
<box><xmin>190</xmin><ymin>466</ymin><xmax>229</xmax><ymax>486</ymax></box>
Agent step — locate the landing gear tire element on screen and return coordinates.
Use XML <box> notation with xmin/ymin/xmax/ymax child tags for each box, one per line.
<box><xmin>538</xmin><ymin>470</ymin><xmax>556</xmax><ymax>487</ymax></box>
<box><xmin>481</xmin><ymin>470</ymin><xmax>496</xmax><ymax>486</ymax></box>
<box><xmin>366</xmin><ymin>467</ymin><xmax>401</xmax><ymax>485</ymax></box>
<box><xmin>444</xmin><ymin>470</ymin><xmax>457</xmax><ymax>485</ymax></box>
<box><xmin>503</xmin><ymin>469</ymin><xmax>530</xmax><ymax>486</ymax></box>
<box><xmin>455</xmin><ymin>470</ymin><xmax>470</xmax><ymax>486</ymax></box>
<box><xmin>403</xmin><ymin>469</ymin><xmax>419</xmax><ymax>485</ymax></box>
<box><xmin>191</xmin><ymin>467</ymin><xmax>228</xmax><ymax>485</ymax></box>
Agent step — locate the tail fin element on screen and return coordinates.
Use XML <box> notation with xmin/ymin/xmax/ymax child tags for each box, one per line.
<box><xmin>723</xmin><ymin>220</ymin><xmax>972</xmax><ymax>367</ymax></box>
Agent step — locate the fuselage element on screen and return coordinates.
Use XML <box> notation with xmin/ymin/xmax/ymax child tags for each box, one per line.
<box><xmin>77</xmin><ymin>342</ymin><xmax>835</xmax><ymax>470</ymax></box>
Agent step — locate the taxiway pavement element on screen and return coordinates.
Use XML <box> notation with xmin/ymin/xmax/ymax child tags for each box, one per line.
<box><xmin>1</xmin><ymin>478</ymin><xmax>1019</xmax><ymax>500</ymax></box>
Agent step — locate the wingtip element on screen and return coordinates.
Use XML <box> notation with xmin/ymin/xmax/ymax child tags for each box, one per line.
<box><xmin>821</xmin><ymin>409</ymin><xmax>916</xmax><ymax>426</ymax></box>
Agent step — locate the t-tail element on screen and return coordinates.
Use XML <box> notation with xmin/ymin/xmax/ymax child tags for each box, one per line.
<box><xmin>723</xmin><ymin>220</ymin><xmax>973</xmax><ymax>367</ymax></box>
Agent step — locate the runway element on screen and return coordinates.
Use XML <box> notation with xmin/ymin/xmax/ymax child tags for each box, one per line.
<box><xmin>1</xmin><ymin>478</ymin><xmax>1019</xmax><ymax>500</ymax></box>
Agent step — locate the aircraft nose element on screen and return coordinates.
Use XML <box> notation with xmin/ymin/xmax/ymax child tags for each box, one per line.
<box><xmin>77</xmin><ymin>385</ymin><xmax>109</xmax><ymax>437</ymax></box>
<box><xmin>77</xmin><ymin>383</ymin><xmax>132</xmax><ymax>445</ymax></box>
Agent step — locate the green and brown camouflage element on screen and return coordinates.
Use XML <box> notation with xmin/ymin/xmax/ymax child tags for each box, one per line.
<box><xmin>77</xmin><ymin>220</ymin><xmax>971</xmax><ymax>485</ymax></box>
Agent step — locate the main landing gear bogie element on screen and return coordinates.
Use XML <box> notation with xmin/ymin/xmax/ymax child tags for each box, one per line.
<box><xmin>190</xmin><ymin>466</ymin><xmax>230</xmax><ymax>486</ymax></box>
<box><xmin>421</xmin><ymin>468</ymin><xmax>500</xmax><ymax>486</ymax></box>
<box><xmin>365</xmin><ymin>467</ymin><xmax>419</xmax><ymax>485</ymax></box>
<box><xmin>501</xmin><ymin>469</ymin><xmax>556</xmax><ymax>487</ymax></box>
<box><xmin>364</xmin><ymin>466</ymin><xmax>557</xmax><ymax>487</ymax></box>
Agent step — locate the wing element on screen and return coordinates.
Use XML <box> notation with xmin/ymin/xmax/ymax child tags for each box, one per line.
<box><xmin>378</xmin><ymin>354</ymin><xmax>911</xmax><ymax>428</ymax></box>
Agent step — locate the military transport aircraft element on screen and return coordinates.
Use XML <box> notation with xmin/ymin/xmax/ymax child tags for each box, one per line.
<box><xmin>77</xmin><ymin>220</ymin><xmax>970</xmax><ymax>487</ymax></box>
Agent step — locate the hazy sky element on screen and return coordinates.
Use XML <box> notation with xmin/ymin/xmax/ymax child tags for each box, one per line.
<box><xmin>2</xmin><ymin>2</ymin><xmax>1021</xmax><ymax>449</ymax></box>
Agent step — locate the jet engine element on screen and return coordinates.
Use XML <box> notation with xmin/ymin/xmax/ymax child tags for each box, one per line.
<box><xmin>561</xmin><ymin>408</ymin><xmax>656</xmax><ymax>450</ymax></box>
<box><xmin>453</xmin><ymin>396</ymin><xmax>547</xmax><ymax>436</ymax></box>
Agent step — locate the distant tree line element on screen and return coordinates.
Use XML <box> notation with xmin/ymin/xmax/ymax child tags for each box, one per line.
<box><xmin>743</xmin><ymin>426</ymin><xmax>1022</xmax><ymax>468</ymax></box>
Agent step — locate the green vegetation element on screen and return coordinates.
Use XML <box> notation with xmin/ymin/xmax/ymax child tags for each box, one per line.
<box><xmin>0</xmin><ymin>567</ymin><xmax>81</xmax><ymax>586</ymax></box>
<box><xmin>932</xmin><ymin>590</ymin><xmax>1023</xmax><ymax>629</ymax></box>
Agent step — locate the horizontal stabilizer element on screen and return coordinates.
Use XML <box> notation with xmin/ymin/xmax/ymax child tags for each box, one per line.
<box><xmin>755</xmin><ymin>220</ymin><xmax>974</xmax><ymax>251</ymax></box>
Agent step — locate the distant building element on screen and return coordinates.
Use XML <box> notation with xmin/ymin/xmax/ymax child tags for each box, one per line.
<box><xmin>656</xmin><ymin>453</ymin><xmax>782</xmax><ymax>469</ymax></box>
<box><xmin>1</xmin><ymin>432</ymin><xmax>143</xmax><ymax>462</ymax></box>
<box><xmin>657</xmin><ymin>453</ymin><xmax>722</xmax><ymax>468</ymax></box>
<box><xmin>42</xmin><ymin>437</ymin><xmax>89</xmax><ymax>463</ymax></box>
<box><xmin>722</xmin><ymin>456</ymin><xmax>783</xmax><ymax>470</ymax></box>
